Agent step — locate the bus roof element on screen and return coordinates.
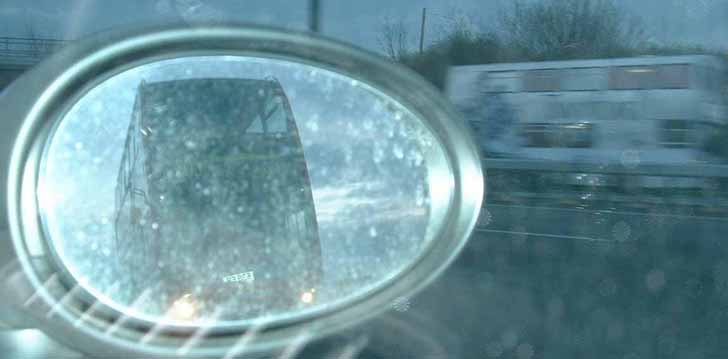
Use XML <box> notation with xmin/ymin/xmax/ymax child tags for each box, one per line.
<box><xmin>141</xmin><ymin>77</ymin><xmax>279</xmax><ymax>90</ymax></box>
<box><xmin>136</xmin><ymin>77</ymin><xmax>287</xmax><ymax>131</ymax></box>
<box><xmin>450</xmin><ymin>55</ymin><xmax>725</xmax><ymax>73</ymax></box>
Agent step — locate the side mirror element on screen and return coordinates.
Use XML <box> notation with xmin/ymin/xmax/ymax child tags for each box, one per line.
<box><xmin>0</xmin><ymin>25</ymin><xmax>482</xmax><ymax>358</ymax></box>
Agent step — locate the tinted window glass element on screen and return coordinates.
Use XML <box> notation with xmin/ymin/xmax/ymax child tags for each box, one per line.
<box><xmin>522</xmin><ymin>123</ymin><xmax>593</xmax><ymax>148</ymax></box>
<box><xmin>657</xmin><ymin>64</ymin><xmax>690</xmax><ymax>89</ymax></box>
<box><xmin>482</xmin><ymin>71</ymin><xmax>521</xmax><ymax>93</ymax></box>
<box><xmin>609</xmin><ymin>66</ymin><xmax>657</xmax><ymax>90</ymax></box>
<box><xmin>523</xmin><ymin>70</ymin><xmax>561</xmax><ymax>92</ymax></box>
<box><xmin>561</xmin><ymin>68</ymin><xmax>605</xmax><ymax>91</ymax></box>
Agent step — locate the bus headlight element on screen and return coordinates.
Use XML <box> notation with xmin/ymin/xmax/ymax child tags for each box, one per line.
<box><xmin>300</xmin><ymin>291</ymin><xmax>315</xmax><ymax>304</ymax></box>
<box><xmin>168</xmin><ymin>294</ymin><xmax>199</xmax><ymax>322</ymax></box>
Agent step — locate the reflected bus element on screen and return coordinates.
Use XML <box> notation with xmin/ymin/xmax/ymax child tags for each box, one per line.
<box><xmin>113</xmin><ymin>77</ymin><xmax>322</xmax><ymax>320</ymax></box>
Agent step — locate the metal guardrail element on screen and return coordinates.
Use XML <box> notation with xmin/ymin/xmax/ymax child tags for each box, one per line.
<box><xmin>0</xmin><ymin>37</ymin><xmax>67</xmax><ymax>66</ymax></box>
<box><xmin>483</xmin><ymin>158</ymin><xmax>728</xmax><ymax>178</ymax></box>
<box><xmin>481</xmin><ymin>158</ymin><xmax>728</xmax><ymax>213</ymax></box>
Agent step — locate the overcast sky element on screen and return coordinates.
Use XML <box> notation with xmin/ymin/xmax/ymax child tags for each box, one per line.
<box><xmin>1</xmin><ymin>0</ymin><xmax>727</xmax><ymax>54</ymax></box>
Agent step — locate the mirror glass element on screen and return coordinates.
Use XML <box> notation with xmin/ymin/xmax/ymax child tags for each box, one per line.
<box><xmin>37</xmin><ymin>56</ymin><xmax>451</xmax><ymax>325</ymax></box>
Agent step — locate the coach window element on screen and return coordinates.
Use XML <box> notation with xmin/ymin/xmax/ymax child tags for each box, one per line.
<box><xmin>562</xmin><ymin>68</ymin><xmax>604</xmax><ymax>91</ymax></box>
<box><xmin>522</xmin><ymin>123</ymin><xmax>551</xmax><ymax>147</ymax></box>
<box><xmin>559</xmin><ymin>123</ymin><xmax>594</xmax><ymax>148</ymax></box>
<box><xmin>264</xmin><ymin>97</ymin><xmax>288</xmax><ymax>133</ymax></box>
<box><xmin>482</xmin><ymin>71</ymin><xmax>521</xmax><ymax>93</ymax></box>
<box><xmin>609</xmin><ymin>66</ymin><xmax>657</xmax><ymax>90</ymax></box>
<box><xmin>657</xmin><ymin>64</ymin><xmax>690</xmax><ymax>89</ymax></box>
<box><xmin>523</xmin><ymin>69</ymin><xmax>561</xmax><ymax>92</ymax></box>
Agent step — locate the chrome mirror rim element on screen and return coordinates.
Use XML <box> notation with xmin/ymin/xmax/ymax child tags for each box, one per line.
<box><xmin>3</xmin><ymin>24</ymin><xmax>483</xmax><ymax>357</ymax></box>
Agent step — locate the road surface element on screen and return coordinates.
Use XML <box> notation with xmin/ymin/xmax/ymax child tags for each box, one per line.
<box><xmin>384</xmin><ymin>202</ymin><xmax>728</xmax><ymax>358</ymax></box>
<box><xmin>3</xmin><ymin>202</ymin><xmax>728</xmax><ymax>358</ymax></box>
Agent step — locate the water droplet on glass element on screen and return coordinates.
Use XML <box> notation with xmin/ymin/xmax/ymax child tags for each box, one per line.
<box><xmin>612</xmin><ymin>221</ymin><xmax>631</xmax><ymax>242</ymax></box>
<box><xmin>373</xmin><ymin>146</ymin><xmax>384</xmax><ymax>163</ymax></box>
<box><xmin>415</xmin><ymin>185</ymin><xmax>426</xmax><ymax>207</ymax></box>
<box><xmin>391</xmin><ymin>296</ymin><xmax>410</xmax><ymax>312</ymax></box>
<box><xmin>410</xmin><ymin>150</ymin><xmax>424</xmax><ymax>167</ymax></box>
<box><xmin>392</xmin><ymin>145</ymin><xmax>404</xmax><ymax>159</ymax></box>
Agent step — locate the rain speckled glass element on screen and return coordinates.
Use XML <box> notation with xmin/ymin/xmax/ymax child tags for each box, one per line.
<box><xmin>37</xmin><ymin>56</ymin><xmax>449</xmax><ymax>325</ymax></box>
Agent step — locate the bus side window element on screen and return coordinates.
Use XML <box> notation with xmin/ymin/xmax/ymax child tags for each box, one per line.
<box><xmin>562</xmin><ymin>68</ymin><xmax>604</xmax><ymax>91</ymax></box>
<box><xmin>609</xmin><ymin>66</ymin><xmax>657</xmax><ymax>90</ymax></box>
<box><xmin>522</xmin><ymin>124</ymin><xmax>550</xmax><ymax>147</ymax></box>
<box><xmin>264</xmin><ymin>98</ymin><xmax>288</xmax><ymax>133</ymax></box>
<box><xmin>657</xmin><ymin>64</ymin><xmax>690</xmax><ymax>89</ymax></box>
<box><xmin>561</xmin><ymin>123</ymin><xmax>594</xmax><ymax>148</ymax></box>
<box><xmin>247</xmin><ymin>116</ymin><xmax>264</xmax><ymax>133</ymax></box>
<box><xmin>481</xmin><ymin>71</ymin><xmax>520</xmax><ymax>93</ymax></box>
<box><xmin>524</xmin><ymin>70</ymin><xmax>561</xmax><ymax>92</ymax></box>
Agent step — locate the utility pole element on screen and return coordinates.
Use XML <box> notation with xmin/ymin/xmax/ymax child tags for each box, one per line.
<box><xmin>419</xmin><ymin>7</ymin><xmax>427</xmax><ymax>53</ymax></box>
<box><xmin>309</xmin><ymin>0</ymin><xmax>321</xmax><ymax>33</ymax></box>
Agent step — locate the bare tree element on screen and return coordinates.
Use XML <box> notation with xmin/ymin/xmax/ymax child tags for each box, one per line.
<box><xmin>432</xmin><ymin>7</ymin><xmax>480</xmax><ymax>43</ymax></box>
<box><xmin>378</xmin><ymin>16</ymin><xmax>411</xmax><ymax>60</ymax></box>
<box><xmin>499</xmin><ymin>0</ymin><xmax>645</xmax><ymax>60</ymax></box>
